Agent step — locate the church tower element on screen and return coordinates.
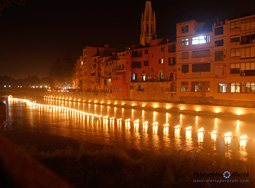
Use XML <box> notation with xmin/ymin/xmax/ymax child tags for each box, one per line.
<box><xmin>140</xmin><ymin>1</ymin><xmax>157</xmax><ymax>46</ymax></box>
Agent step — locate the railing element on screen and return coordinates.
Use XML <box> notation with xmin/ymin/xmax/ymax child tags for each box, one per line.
<box><xmin>132</xmin><ymin>77</ymin><xmax>175</xmax><ymax>82</ymax></box>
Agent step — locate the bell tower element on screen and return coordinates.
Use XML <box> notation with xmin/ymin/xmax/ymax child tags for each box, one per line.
<box><xmin>140</xmin><ymin>1</ymin><xmax>157</xmax><ymax>46</ymax></box>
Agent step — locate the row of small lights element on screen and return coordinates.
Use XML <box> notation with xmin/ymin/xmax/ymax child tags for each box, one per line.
<box><xmin>10</xmin><ymin>95</ymin><xmax>249</xmax><ymax>146</ymax></box>
<box><xmin>44</xmin><ymin>96</ymin><xmax>245</xmax><ymax>115</ymax></box>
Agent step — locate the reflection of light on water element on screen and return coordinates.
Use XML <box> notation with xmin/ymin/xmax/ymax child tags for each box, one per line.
<box><xmin>186</xmin><ymin>129</ymin><xmax>191</xmax><ymax>140</ymax></box>
<box><xmin>211</xmin><ymin>130</ymin><xmax>217</xmax><ymax>142</ymax></box>
<box><xmin>198</xmin><ymin>128</ymin><xmax>204</xmax><ymax>142</ymax></box>
<box><xmin>117</xmin><ymin>118</ymin><xmax>122</xmax><ymax>131</ymax></box>
<box><xmin>174</xmin><ymin>125</ymin><xmax>180</xmax><ymax>138</ymax></box>
<box><xmin>163</xmin><ymin>124</ymin><xmax>169</xmax><ymax>136</ymax></box>
<box><xmin>142</xmin><ymin>110</ymin><xmax>145</xmax><ymax>121</ymax></box>
<box><xmin>153</xmin><ymin>111</ymin><xmax>157</xmax><ymax>122</ymax></box>
<box><xmin>195</xmin><ymin>116</ymin><xmax>198</xmax><ymax>124</ymax></box>
<box><xmin>125</xmin><ymin>119</ymin><xmax>131</xmax><ymax>131</ymax></box>
<box><xmin>236</xmin><ymin>120</ymin><xmax>240</xmax><ymax>134</ymax></box>
<box><xmin>224</xmin><ymin>132</ymin><xmax>232</xmax><ymax>144</ymax></box>
<box><xmin>143</xmin><ymin>121</ymin><xmax>148</xmax><ymax>133</ymax></box>
<box><xmin>110</xmin><ymin>117</ymin><xmax>115</xmax><ymax>127</ymax></box>
<box><xmin>134</xmin><ymin>119</ymin><xmax>139</xmax><ymax>132</ymax></box>
<box><xmin>240</xmin><ymin>135</ymin><xmax>248</xmax><ymax>149</ymax></box>
<box><xmin>180</xmin><ymin>114</ymin><xmax>183</xmax><ymax>124</ymax></box>
<box><xmin>152</xmin><ymin>122</ymin><xmax>158</xmax><ymax>134</ymax></box>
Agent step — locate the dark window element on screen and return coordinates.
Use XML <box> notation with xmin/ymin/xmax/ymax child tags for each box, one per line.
<box><xmin>182</xmin><ymin>52</ymin><xmax>189</xmax><ymax>59</ymax></box>
<box><xmin>145</xmin><ymin>50</ymin><xmax>148</xmax><ymax>54</ymax></box>
<box><xmin>182</xmin><ymin>25</ymin><xmax>189</xmax><ymax>33</ymax></box>
<box><xmin>215</xmin><ymin>40</ymin><xmax>224</xmax><ymax>47</ymax></box>
<box><xmin>168</xmin><ymin>44</ymin><xmax>176</xmax><ymax>53</ymax></box>
<box><xmin>161</xmin><ymin>47</ymin><xmax>164</xmax><ymax>52</ymax></box>
<box><xmin>230</xmin><ymin>35</ymin><xmax>240</xmax><ymax>43</ymax></box>
<box><xmin>215</xmin><ymin>51</ymin><xmax>224</xmax><ymax>61</ymax></box>
<box><xmin>132</xmin><ymin>51</ymin><xmax>142</xmax><ymax>57</ymax></box>
<box><xmin>168</xmin><ymin>57</ymin><xmax>176</xmax><ymax>65</ymax></box>
<box><xmin>182</xmin><ymin>65</ymin><xmax>189</xmax><ymax>73</ymax></box>
<box><xmin>192</xmin><ymin>63</ymin><xmax>210</xmax><ymax>72</ymax></box>
<box><xmin>132</xmin><ymin>61</ymin><xmax>141</xmax><ymax>68</ymax></box>
<box><xmin>215</xmin><ymin>27</ymin><xmax>223</xmax><ymax>35</ymax></box>
<box><xmin>192</xmin><ymin>49</ymin><xmax>211</xmax><ymax>58</ymax></box>
<box><xmin>144</xmin><ymin>61</ymin><xmax>148</xmax><ymax>66</ymax></box>
<box><xmin>130</xmin><ymin>86</ymin><xmax>134</xmax><ymax>90</ymax></box>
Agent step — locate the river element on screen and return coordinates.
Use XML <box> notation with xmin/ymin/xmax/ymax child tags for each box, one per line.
<box><xmin>1</xmin><ymin>96</ymin><xmax>255</xmax><ymax>161</ymax></box>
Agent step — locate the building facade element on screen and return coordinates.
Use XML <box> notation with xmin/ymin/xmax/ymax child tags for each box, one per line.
<box><xmin>73</xmin><ymin>1</ymin><xmax>255</xmax><ymax>103</ymax></box>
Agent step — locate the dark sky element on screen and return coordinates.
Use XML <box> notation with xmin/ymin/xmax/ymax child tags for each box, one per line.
<box><xmin>1</xmin><ymin>0</ymin><xmax>255</xmax><ymax>79</ymax></box>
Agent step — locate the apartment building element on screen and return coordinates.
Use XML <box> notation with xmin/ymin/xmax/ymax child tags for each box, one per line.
<box><xmin>176</xmin><ymin>20</ymin><xmax>215</xmax><ymax>98</ymax></box>
<box><xmin>214</xmin><ymin>15</ymin><xmax>255</xmax><ymax>101</ymax></box>
<box><xmin>78</xmin><ymin>45</ymin><xmax>115</xmax><ymax>91</ymax></box>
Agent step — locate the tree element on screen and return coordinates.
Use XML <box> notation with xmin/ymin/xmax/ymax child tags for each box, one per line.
<box><xmin>48</xmin><ymin>56</ymin><xmax>75</xmax><ymax>88</ymax></box>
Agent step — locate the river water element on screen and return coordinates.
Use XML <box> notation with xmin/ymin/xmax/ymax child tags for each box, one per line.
<box><xmin>1</xmin><ymin>96</ymin><xmax>255</xmax><ymax>160</ymax></box>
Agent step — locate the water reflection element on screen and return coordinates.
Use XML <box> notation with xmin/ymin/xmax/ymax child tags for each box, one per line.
<box><xmin>3</xmin><ymin>97</ymin><xmax>254</xmax><ymax>161</ymax></box>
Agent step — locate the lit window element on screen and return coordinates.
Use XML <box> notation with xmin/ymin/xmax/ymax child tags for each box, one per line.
<box><xmin>192</xmin><ymin>35</ymin><xmax>210</xmax><ymax>45</ymax></box>
<box><xmin>218</xmin><ymin>83</ymin><xmax>227</xmax><ymax>93</ymax></box>
<box><xmin>181</xmin><ymin>38</ymin><xmax>189</xmax><ymax>46</ymax></box>
<box><xmin>81</xmin><ymin>61</ymin><xmax>83</xmax><ymax>65</ymax></box>
<box><xmin>159</xmin><ymin>59</ymin><xmax>164</xmax><ymax>64</ymax></box>
<box><xmin>142</xmin><ymin>75</ymin><xmax>147</xmax><ymax>81</ymax></box>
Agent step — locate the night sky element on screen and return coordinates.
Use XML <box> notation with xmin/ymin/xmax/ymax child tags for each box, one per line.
<box><xmin>1</xmin><ymin>0</ymin><xmax>255</xmax><ymax>79</ymax></box>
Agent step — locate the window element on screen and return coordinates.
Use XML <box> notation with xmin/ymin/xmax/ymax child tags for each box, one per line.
<box><xmin>231</xmin><ymin>83</ymin><xmax>240</xmax><ymax>93</ymax></box>
<box><xmin>144</xmin><ymin>61</ymin><xmax>148</xmax><ymax>66</ymax></box>
<box><xmin>168</xmin><ymin>57</ymin><xmax>176</xmax><ymax>65</ymax></box>
<box><xmin>192</xmin><ymin>35</ymin><xmax>210</xmax><ymax>45</ymax></box>
<box><xmin>192</xmin><ymin>63</ymin><xmax>210</xmax><ymax>72</ymax></box>
<box><xmin>108</xmin><ymin>78</ymin><xmax>112</xmax><ymax>83</ymax></box>
<box><xmin>151</xmin><ymin>68</ymin><xmax>153</xmax><ymax>72</ymax></box>
<box><xmin>130</xmin><ymin>86</ymin><xmax>134</xmax><ymax>90</ymax></box>
<box><xmin>182</xmin><ymin>52</ymin><xmax>189</xmax><ymax>59</ymax></box>
<box><xmin>230</xmin><ymin>21</ymin><xmax>241</xmax><ymax>29</ymax></box>
<box><xmin>181</xmin><ymin>38</ymin><xmax>189</xmax><ymax>46</ymax></box>
<box><xmin>215</xmin><ymin>40</ymin><xmax>224</xmax><ymax>47</ymax></box>
<box><xmin>245</xmin><ymin>83</ymin><xmax>255</xmax><ymax>92</ymax></box>
<box><xmin>170</xmin><ymin>72</ymin><xmax>174</xmax><ymax>81</ymax></box>
<box><xmin>230</xmin><ymin>63</ymin><xmax>240</xmax><ymax>74</ymax></box>
<box><xmin>182</xmin><ymin>65</ymin><xmax>189</xmax><ymax>73</ymax></box>
<box><xmin>119</xmin><ymin>88</ymin><xmax>121</xmax><ymax>92</ymax></box>
<box><xmin>142</xmin><ymin>75</ymin><xmax>147</xmax><ymax>82</ymax></box>
<box><xmin>218</xmin><ymin>83</ymin><xmax>227</xmax><ymax>93</ymax></box>
<box><xmin>113</xmin><ymin>88</ymin><xmax>115</xmax><ymax>92</ymax></box>
<box><xmin>132</xmin><ymin>51</ymin><xmax>142</xmax><ymax>57</ymax></box>
<box><xmin>159</xmin><ymin>72</ymin><xmax>164</xmax><ymax>80</ymax></box>
<box><xmin>241</xmin><ymin>33</ymin><xmax>255</xmax><ymax>44</ymax></box>
<box><xmin>132</xmin><ymin>73</ymin><xmax>137</xmax><ymax>81</ymax></box>
<box><xmin>192</xmin><ymin>49</ymin><xmax>211</xmax><ymax>58</ymax></box>
<box><xmin>181</xmin><ymin>82</ymin><xmax>188</xmax><ymax>92</ymax></box>
<box><xmin>215</xmin><ymin>27</ymin><xmax>223</xmax><ymax>35</ymax></box>
<box><xmin>241</xmin><ymin>47</ymin><xmax>255</xmax><ymax>58</ymax></box>
<box><xmin>240</xmin><ymin>62</ymin><xmax>255</xmax><ymax>76</ymax></box>
<box><xmin>132</xmin><ymin>61</ymin><xmax>141</xmax><ymax>68</ymax></box>
<box><xmin>182</xmin><ymin>25</ymin><xmax>189</xmax><ymax>33</ymax></box>
<box><xmin>230</xmin><ymin>48</ymin><xmax>240</xmax><ymax>57</ymax></box>
<box><xmin>215</xmin><ymin>51</ymin><xmax>224</xmax><ymax>61</ymax></box>
<box><xmin>145</xmin><ymin>50</ymin><xmax>148</xmax><ymax>54</ymax></box>
<box><xmin>241</xmin><ymin>18</ymin><xmax>255</xmax><ymax>31</ymax></box>
<box><xmin>168</xmin><ymin>44</ymin><xmax>176</xmax><ymax>53</ymax></box>
<box><xmin>191</xmin><ymin>82</ymin><xmax>210</xmax><ymax>92</ymax></box>
<box><xmin>161</xmin><ymin>47</ymin><xmax>164</xmax><ymax>52</ymax></box>
<box><xmin>159</xmin><ymin>59</ymin><xmax>164</xmax><ymax>64</ymax></box>
<box><xmin>137</xmin><ymin>85</ymin><xmax>144</xmax><ymax>91</ymax></box>
<box><xmin>80</xmin><ymin>61</ymin><xmax>83</xmax><ymax>65</ymax></box>
<box><xmin>230</xmin><ymin>35</ymin><xmax>240</xmax><ymax>43</ymax></box>
<box><xmin>215</xmin><ymin>65</ymin><xmax>224</xmax><ymax>76</ymax></box>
